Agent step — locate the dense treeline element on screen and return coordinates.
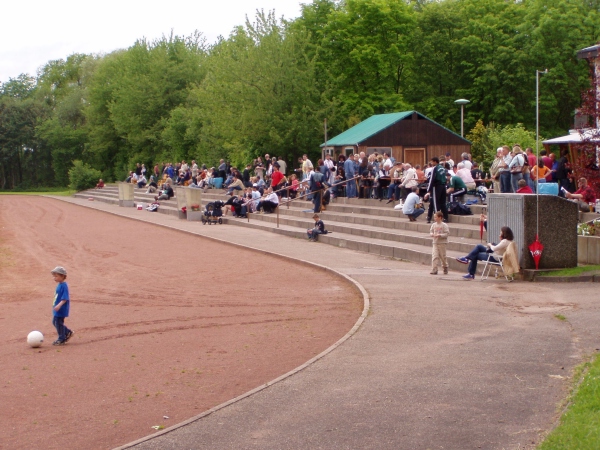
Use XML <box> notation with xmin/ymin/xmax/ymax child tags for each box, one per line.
<box><xmin>1</xmin><ymin>0</ymin><xmax>599</xmax><ymax>189</ymax></box>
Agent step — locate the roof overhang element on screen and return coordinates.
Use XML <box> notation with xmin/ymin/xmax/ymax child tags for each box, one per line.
<box><xmin>542</xmin><ymin>129</ymin><xmax>600</xmax><ymax>145</ymax></box>
<box><xmin>577</xmin><ymin>44</ymin><xmax>600</xmax><ymax>60</ymax></box>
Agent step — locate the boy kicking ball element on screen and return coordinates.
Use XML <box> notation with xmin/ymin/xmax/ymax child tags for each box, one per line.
<box><xmin>51</xmin><ymin>266</ymin><xmax>73</xmax><ymax>346</ymax></box>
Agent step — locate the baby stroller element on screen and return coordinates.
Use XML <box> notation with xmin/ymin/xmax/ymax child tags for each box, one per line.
<box><xmin>201</xmin><ymin>201</ymin><xmax>224</xmax><ymax>225</ymax></box>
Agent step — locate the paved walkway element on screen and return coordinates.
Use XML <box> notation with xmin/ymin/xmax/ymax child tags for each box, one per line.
<box><xmin>54</xmin><ymin>196</ymin><xmax>600</xmax><ymax>449</ymax></box>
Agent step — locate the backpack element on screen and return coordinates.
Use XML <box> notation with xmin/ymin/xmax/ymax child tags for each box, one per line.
<box><xmin>448</xmin><ymin>201</ymin><xmax>473</xmax><ymax>215</ymax></box>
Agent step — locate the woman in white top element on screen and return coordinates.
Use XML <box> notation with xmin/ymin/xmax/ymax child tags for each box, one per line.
<box><xmin>456</xmin><ymin>162</ymin><xmax>476</xmax><ymax>190</ymax></box>
<box><xmin>456</xmin><ymin>226</ymin><xmax>514</xmax><ymax>280</ymax></box>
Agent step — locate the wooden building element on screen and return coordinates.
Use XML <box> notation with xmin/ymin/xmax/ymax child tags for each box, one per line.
<box><xmin>321</xmin><ymin>111</ymin><xmax>471</xmax><ymax>168</ymax></box>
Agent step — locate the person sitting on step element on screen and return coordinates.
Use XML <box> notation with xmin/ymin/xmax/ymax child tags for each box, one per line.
<box><xmin>402</xmin><ymin>186</ymin><xmax>425</xmax><ymax>222</ymax></box>
<box><xmin>446</xmin><ymin>172</ymin><xmax>467</xmax><ymax>203</ymax></box>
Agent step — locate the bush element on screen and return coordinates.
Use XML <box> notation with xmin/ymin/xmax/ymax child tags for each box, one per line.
<box><xmin>69</xmin><ymin>160</ymin><xmax>102</xmax><ymax>191</ymax></box>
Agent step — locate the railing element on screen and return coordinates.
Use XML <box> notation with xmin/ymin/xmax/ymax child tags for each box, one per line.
<box><xmin>270</xmin><ymin>175</ymin><xmax>361</xmax><ymax>228</ymax></box>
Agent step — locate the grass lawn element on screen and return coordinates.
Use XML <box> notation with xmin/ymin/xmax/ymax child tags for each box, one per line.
<box><xmin>0</xmin><ymin>188</ymin><xmax>75</xmax><ymax>196</ymax></box>
<box><xmin>538</xmin><ymin>265</ymin><xmax>600</xmax><ymax>277</ymax></box>
<box><xmin>538</xmin><ymin>354</ymin><xmax>600</xmax><ymax>449</ymax></box>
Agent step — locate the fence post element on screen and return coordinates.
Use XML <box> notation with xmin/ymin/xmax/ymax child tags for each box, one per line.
<box><xmin>276</xmin><ymin>205</ymin><xmax>280</xmax><ymax>228</ymax></box>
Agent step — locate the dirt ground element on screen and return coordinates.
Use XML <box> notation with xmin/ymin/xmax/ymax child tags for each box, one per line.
<box><xmin>0</xmin><ymin>196</ymin><xmax>363</xmax><ymax>450</ymax></box>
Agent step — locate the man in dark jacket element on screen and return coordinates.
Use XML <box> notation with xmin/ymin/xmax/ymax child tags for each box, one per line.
<box><xmin>425</xmin><ymin>156</ymin><xmax>448</xmax><ymax>223</ymax></box>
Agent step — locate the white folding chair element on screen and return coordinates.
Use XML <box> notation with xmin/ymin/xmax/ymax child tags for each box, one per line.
<box><xmin>480</xmin><ymin>253</ymin><xmax>513</xmax><ymax>282</ymax></box>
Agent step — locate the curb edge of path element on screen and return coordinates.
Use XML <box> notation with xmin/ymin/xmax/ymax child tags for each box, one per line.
<box><xmin>45</xmin><ymin>196</ymin><xmax>371</xmax><ymax>450</ymax></box>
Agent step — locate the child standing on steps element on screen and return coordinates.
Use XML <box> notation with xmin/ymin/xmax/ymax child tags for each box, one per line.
<box><xmin>51</xmin><ymin>266</ymin><xmax>74</xmax><ymax>345</ymax></box>
<box><xmin>430</xmin><ymin>211</ymin><xmax>449</xmax><ymax>275</ymax></box>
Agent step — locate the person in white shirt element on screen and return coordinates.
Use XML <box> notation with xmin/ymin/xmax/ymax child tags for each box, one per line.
<box><xmin>383</xmin><ymin>152</ymin><xmax>393</xmax><ymax>170</ymax></box>
<box><xmin>137</xmin><ymin>174</ymin><xmax>147</xmax><ymax>188</ymax></box>
<box><xmin>257</xmin><ymin>187</ymin><xmax>279</xmax><ymax>213</ymax></box>
<box><xmin>399</xmin><ymin>163</ymin><xmax>419</xmax><ymax>200</ymax></box>
<box><xmin>456</xmin><ymin>226</ymin><xmax>514</xmax><ymax>280</ymax></box>
<box><xmin>456</xmin><ymin>162</ymin><xmax>476</xmax><ymax>190</ymax></box>
<box><xmin>402</xmin><ymin>187</ymin><xmax>424</xmax><ymax>221</ymax></box>
<box><xmin>324</xmin><ymin>154</ymin><xmax>335</xmax><ymax>185</ymax></box>
<box><xmin>460</xmin><ymin>153</ymin><xmax>472</xmax><ymax>170</ymax></box>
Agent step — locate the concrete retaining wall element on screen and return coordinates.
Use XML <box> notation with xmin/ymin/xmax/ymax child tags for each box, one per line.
<box><xmin>578</xmin><ymin>235</ymin><xmax>600</xmax><ymax>264</ymax></box>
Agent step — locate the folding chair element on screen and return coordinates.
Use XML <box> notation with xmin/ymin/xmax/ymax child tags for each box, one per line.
<box><xmin>480</xmin><ymin>253</ymin><xmax>513</xmax><ymax>282</ymax></box>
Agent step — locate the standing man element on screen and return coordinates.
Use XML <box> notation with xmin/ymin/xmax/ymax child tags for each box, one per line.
<box><xmin>424</xmin><ymin>156</ymin><xmax>448</xmax><ymax>223</ymax></box>
<box><xmin>344</xmin><ymin>154</ymin><xmax>357</xmax><ymax>198</ymax></box>
<box><xmin>310</xmin><ymin>168</ymin><xmax>327</xmax><ymax>213</ymax></box>
<box><xmin>218</xmin><ymin>159</ymin><xmax>227</xmax><ymax>180</ymax></box>
<box><xmin>277</xmin><ymin>156</ymin><xmax>287</xmax><ymax>175</ymax></box>
<box><xmin>302</xmin><ymin>154</ymin><xmax>313</xmax><ymax>181</ymax></box>
<box><xmin>270</xmin><ymin>163</ymin><xmax>285</xmax><ymax>195</ymax></box>
<box><xmin>242</xmin><ymin>164</ymin><xmax>252</xmax><ymax>187</ymax></box>
<box><xmin>445</xmin><ymin>152</ymin><xmax>455</xmax><ymax>169</ymax></box>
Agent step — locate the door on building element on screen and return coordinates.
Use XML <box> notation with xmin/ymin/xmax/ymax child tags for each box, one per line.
<box><xmin>404</xmin><ymin>148</ymin><xmax>426</xmax><ymax>168</ymax></box>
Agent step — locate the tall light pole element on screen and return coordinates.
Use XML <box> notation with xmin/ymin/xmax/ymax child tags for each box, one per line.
<box><xmin>536</xmin><ymin>69</ymin><xmax>548</xmax><ymax>241</ymax></box>
<box><xmin>454</xmin><ymin>99</ymin><xmax>470</xmax><ymax>137</ymax></box>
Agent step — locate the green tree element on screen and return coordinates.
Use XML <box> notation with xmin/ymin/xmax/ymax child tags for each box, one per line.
<box><xmin>36</xmin><ymin>54</ymin><xmax>92</xmax><ymax>186</ymax></box>
<box><xmin>86</xmin><ymin>32</ymin><xmax>207</xmax><ymax>179</ymax></box>
<box><xmin>0</xmin><ymin>76</ymin><xmax>49</xmax><ymax>189</ymax></box>
<box><xmin>166</xmin><ymin>11</ymin><xmax>326</xmax><ymax>167</ymax></box>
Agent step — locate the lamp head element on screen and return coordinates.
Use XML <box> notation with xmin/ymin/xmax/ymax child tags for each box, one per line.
<box><xmin>454</xmin><ymin>99</ymin><xmax>470</xmax><ymax>105</ymax></box>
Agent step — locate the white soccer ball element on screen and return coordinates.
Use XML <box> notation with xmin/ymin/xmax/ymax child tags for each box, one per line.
<box><xmin>27</xmin><ymin>331</ymin><xmax>44</xmax><ymax>348</ymax></box>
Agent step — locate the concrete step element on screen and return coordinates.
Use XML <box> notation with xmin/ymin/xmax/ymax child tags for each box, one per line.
<box><xmin>242</xmin><ymin>211</ymin><xmax>481</xmax><ymax>253</ymax></box>
<box><xmin>77</xmin><ymin>187</ymin><xmax>491</xmax><ymax>273</ymax></box>
<box><xmin>222</xmin><ymin>216</ymin><xmax>478</xmax><ymax>274</ymax></box>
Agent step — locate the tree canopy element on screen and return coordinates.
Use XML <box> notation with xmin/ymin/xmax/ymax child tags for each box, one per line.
<box><xmin>1</xmin><ymin>0</ymin><xmax>599</xmax><ymax>188</ymax></box>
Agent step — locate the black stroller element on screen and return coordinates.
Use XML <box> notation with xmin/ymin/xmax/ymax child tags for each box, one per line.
<box><xmin>201</xmin><ymin>201</ymin><xmax>225</xmax><ymax>225</ymax></box>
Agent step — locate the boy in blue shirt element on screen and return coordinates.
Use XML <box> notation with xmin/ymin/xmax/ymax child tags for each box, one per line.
<box><xmin>51</xmin><ymin>266</ymin><xmax>73</xmax><ymax>346</ymax></box>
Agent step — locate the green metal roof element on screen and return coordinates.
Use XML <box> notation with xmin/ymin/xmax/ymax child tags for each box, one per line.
<box><xmin>321</xmin><ymin>110</ymin><xmax>470</xmax><ymax>146</ymax></box>
<box><xmin>322</xmin><ymin>111</ymin><xmax>414</xmax><ymax>147</ymax></box>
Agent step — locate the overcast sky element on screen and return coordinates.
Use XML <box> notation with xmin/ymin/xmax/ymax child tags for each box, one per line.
<box><xmin>0</xmin><ymin>0</ymin><xmax>303</xmax><ymax>82</ymax></box>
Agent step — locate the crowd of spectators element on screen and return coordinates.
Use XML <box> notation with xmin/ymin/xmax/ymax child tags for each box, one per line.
<box><xmin>117</xmin><ymin>146</ymin><xmax>595</xmax><ymax>217</ymax></box>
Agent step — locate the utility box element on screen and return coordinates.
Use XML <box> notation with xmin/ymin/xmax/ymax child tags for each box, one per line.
<box><xmin>487</xmin><ymin>194</ymin><xmax>578</xmax><ymax>270</ymax></box>
<box><xmin>118</xmin><ymin>183</ymin><xmax>135</xmax><ymax>207</ymax></box>
<box><xmin>184</xmin><ymin>187</ymin><xmax>203</xmax><ymax>221</ymax></box>
<box><xmin>175</xmin><ymin>187</ymin><xmax>187</xmax><ymax>219</ymax></box>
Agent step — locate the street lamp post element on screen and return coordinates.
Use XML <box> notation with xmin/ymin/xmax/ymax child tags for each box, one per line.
<box><xmin>454</xmin><ymin>99</ymin><xmax>470</xmax><ymax>137</ymax></box>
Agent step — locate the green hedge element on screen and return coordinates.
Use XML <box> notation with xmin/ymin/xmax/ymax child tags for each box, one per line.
<box><xmin>69</xmin><ymin>160</ymin><xmax>102</xmax><ymax>192</ymax></box>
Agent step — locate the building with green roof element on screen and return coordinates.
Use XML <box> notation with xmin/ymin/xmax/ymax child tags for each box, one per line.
<box><xmin>321</xmin><ymin>111</ymin><xmax>471</xmax><ymax>168</ymax></box>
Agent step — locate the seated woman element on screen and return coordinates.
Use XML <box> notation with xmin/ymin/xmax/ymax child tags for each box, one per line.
<box><xmin>95</xmin><ymin>179</ymin><xmax>105</xmax><ymax>189</ymax></box>
<box><xmin>456</xmin><ymin>226</ymin><xmax>514</xmax><ymax>280</ymax></box>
